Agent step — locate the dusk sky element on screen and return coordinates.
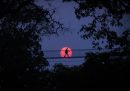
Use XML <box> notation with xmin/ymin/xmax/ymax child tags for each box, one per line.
<box><xmin>1</xmin><ymin>0</ymin><xmax>130</xmax><ymax>89</ymax></box>
<box><xmin>36</xmin><ymin>0</ymin><xmax>130</xmax><ymax>67</ymax></box>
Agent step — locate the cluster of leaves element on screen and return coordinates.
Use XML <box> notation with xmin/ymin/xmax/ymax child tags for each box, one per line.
<box><xmin>0</xmin><ymin>0</ymin><xmax>130</xmax><ymax>90</ymax></box>
<box><xmin>63</xmin><ymin>0</ymin><xmax>130</xmax><ymax>49</ymax></box>
<box><xmin>0</xmin><ymin>0</ymin><xmax>63</xmax><ymax>89</ymax></box>
<box><xmin>50</xmin><ymin>50</ymin><xmax>130</xmax><ymax>90</ymax></box>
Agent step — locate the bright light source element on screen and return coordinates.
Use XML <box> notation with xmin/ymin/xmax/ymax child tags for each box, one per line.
<box><xmin>60</xmin><ymin>47</ymin><xmax>72</xmax><ymax>58</ymax></box>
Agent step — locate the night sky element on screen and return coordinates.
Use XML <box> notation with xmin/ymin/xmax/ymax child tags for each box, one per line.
<box><xmin>36</xmin><ymin>0</ymin><xmax>130</xmax><ymax>67</ymax></box>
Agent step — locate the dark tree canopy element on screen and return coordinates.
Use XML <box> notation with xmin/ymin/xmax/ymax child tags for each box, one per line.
<box><xmin>0</xmin><ymin>0</ymin><xmax>63</xmax><ymax>89</ymax></box>
<box><xmin>50</xmin><ymin>56</ymin><xmax>130</xmax><ymax>90</ymax></box>
<box><xmin>0</xmin><ymin>0</ymin><xmax>130</xmax><ymax>90</ymax></box>
<box><xmin>63</xmin><ymin>0</ymin><xmax>130</xmax><ymax>49</ymax></box>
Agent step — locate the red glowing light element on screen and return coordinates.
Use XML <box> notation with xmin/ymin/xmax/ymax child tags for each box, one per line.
<box><xmin>60</xmin><ymin>47</ymin><xmax>72</xmax><ymax>58</ymax></box>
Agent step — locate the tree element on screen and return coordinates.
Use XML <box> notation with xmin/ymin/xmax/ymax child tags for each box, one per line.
<box><xmin>61</xmin><ymin>1</ymin><xmax>130</xmax><ymax>89</ymax></box>
<box><xmin>52</xmin><ymin>64</ymin><xmax>85</xmax><ymax>91</ymax></box>
<box><xmin>0</xmin><ymin>0</ymin><xmax>63</xmax><ymax>89</ymax></box>
<box><xmin>63</xmin><ymin>0</ymin><xmax>130</xmax><ymax>49</ymax></box>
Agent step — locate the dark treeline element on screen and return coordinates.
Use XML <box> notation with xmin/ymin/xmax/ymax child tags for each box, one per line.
<box><xmin>52</xmin><ymin>51</ymin><xmax>130</xmax><ymax>90</ymax></box>
<box><xmin>1</xmin><ymin>50</ymin><xmax>130</xmax><ymax>90</ymax></box>
<box><xmin>0</xmin><ymin>0</ymin><xmax>130</xmax><ymax>90</ymax></box>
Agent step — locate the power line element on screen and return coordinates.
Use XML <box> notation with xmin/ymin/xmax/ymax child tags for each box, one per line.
<box><xmin>44</xmin><ymin>48</ymin><xmax>122</xmax><ymax>60</ymax></box>
<box><xmin>43</xmin><ymin>48</ymin><xmax>95</xmax><ymax>52</ymax></box>
<box><xmin>48</xmin><ymin>60</ymin><xmax>85</xmax><ymax>62</ymax></box>
<box><xmin>46</xmin><ymin>56</ymin><xmax>85</xmax><ymax>59</ymax></box>
<box><xmin>43</xmin><ymin>48</ymin><xmax>119</xmax><ymax>52</ymax></box>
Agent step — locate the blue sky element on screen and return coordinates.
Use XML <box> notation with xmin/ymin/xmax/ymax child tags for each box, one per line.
<box><xmin>37</xmin><ymin>0</ymin><xmax>93</xmax><ymax>66</ymax></box>
<box><xmin>36</xmin><ymin>0</ymin><xmax>130</xmax><ymax>67</ymax></box>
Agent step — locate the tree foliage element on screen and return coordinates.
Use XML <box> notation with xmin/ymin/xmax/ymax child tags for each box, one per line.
<box><xmin>0</xmin><ymin>0</ymin><xmax>130</xmax><ymax>90</ymax></box>
<box><xmin>50</xmin><ymin>1</ymin><xmax>130</xmax><ymax>89</ymax></box>
<box><xmin>63</xmin><ymin>0</ymin><xmax>130</xmax><ymax>49</ymax></box>
<box><xmin>0</xmin><ymin>0</ymin><xmax>63</xmax><ymax>89</ymax></box>
<box><xmin>50</xmin><ymin>55</ymin><xmax>130</xmax><ymax>90</ymax></box>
